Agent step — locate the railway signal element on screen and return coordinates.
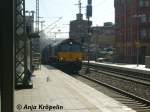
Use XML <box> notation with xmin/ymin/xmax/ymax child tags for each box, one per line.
<box><xmin>86</xmin><ymin>0</ymin><xmax>92</xmax><ymax>18</ymax></box>
<box><xmin>86</xmin><ymin>0</ymin><xmax>92</xmax><ymax>73</ymax></box>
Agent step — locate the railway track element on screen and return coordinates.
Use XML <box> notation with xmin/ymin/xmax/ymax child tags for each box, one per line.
<box><xmin>82</xmin><ymin>66</ymin><xmax>150</xmax><ymax>86</ymax></box>
<box><xmin>85</xmin><ymin>63</ymin><xmax>150</xmax><ymax>82</ymax></box>
<box><xmin>72</xmin><ymin>75</ymin><xmax>150</xmax><ymax>112</ymax></box>
<box><xmin>79</xmin><ymin>63</ymin><xmax>150</xmax><ymax>102</ymax></box>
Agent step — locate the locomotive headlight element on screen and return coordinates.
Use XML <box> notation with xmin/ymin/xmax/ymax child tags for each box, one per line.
<box><xmin>69</xmin><ymin>42</ymin><xmax>72</xmax><ymax>45</ymax></box>
<box><xmin>60</xmin><ymin>57</ymin><xmax>63</xmax><ymax>60</ymax></box>
<box><xmin>78</xmin><ymin>58</ymin><xmax>82</xmax><ymax>61</ymax></box>
<box><xmin>59</xmin><ymin>57</ymin><xmax>63</xmax><ymax>61</ymax></box>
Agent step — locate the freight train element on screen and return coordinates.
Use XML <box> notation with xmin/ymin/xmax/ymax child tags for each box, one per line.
<box><xmin>42</xmin><ymin>39</ymin><xmax>84</xmax><ymax>73</ymax></box>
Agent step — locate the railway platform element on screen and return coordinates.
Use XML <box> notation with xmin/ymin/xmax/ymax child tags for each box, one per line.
<box><xmin>15</xmin><ymin>65</ymin><xmax>135</xmax><ymax>112</ymax></box>
<box><xmin>85</xmin><ymin>61</ymin><xmax>150</xmax><ymax>74</ymax></box>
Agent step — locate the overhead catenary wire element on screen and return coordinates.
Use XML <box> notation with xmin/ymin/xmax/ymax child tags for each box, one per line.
<box><xmin>42</xmin><ymin>17</ymin><xmax>63</xmax><ymax>31</ymax></box>
<box><xmin>93</xmin><ymin>0</ymin><xmax>108</xmax><ymax>7</ymax></box>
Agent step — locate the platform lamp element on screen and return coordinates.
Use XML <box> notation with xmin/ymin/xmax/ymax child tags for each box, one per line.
<box><xmin>86</xmin><ymin>0</ymin><xmax>92</xmax><ymax>73</ymax></box>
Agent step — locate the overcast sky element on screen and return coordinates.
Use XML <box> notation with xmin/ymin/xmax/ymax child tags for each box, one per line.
<box><xmin>25</xmin><ymin>0</ymin><xmax>114</xmax><ymax>38</ymax></box>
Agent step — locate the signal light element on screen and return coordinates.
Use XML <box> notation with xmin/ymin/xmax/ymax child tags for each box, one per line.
<box><xmin>88</xmin><ymin>0</ymin><xmax>92</xmax><ymax>5</ymax></box>
<box><xmin>86</xmin><ymin>5</ymin><xmax>92</xmax><ymax>17</ymax></box>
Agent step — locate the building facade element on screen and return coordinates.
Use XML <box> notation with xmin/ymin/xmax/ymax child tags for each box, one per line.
<box><xmin>69</xmin><ymin>13</ymin><xmax>92</xmax><ymax>44</ymax></box>
<box><xmin>25</xmin><ymin>16</ymin><xmax>34</xmax><ymax>33</ymax></box>
<box><xmin>115</xmin><ymin>0</ymin><xmax>150</xmax><ymax>63</ymax></box>
<box><xmin>90</xmin><ymin>22</ymin><xmax>115</xmax><ymax>60</ymax></box>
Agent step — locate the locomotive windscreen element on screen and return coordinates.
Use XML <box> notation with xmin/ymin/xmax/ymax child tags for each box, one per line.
<box><xmin>60</xmin><ymin>44</ymin><xmax>81</xmax><ymax>52</ymax></box>
<box><xmin>71</xmin><ymin>45</ymin><xmax>81</xmax><ymax>52</ymax></box>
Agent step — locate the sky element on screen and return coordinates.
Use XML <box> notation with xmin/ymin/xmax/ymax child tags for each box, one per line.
<box><xmin>25</xmin><ymin>0</ymin><xmax>115</xmax><ymax>38</ymax></box>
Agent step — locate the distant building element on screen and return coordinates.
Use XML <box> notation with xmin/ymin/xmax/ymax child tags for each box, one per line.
<box><xmin>115</xmin><ymin>0</ymin><xmax>150</xmax><ymax>64</ymax></box>
<box><xmin>69</xmin><ymin>13</ymin><xmax>92</xmax><ymax>44</ymax></box>
<box><xmin>91</xmin><ymin>22</ymin><xmax>115</xmax><ymax>49</ymax></box>
<box><xmin>69</xmin><ymin>0</ymin><xmax>92</xmax><ymax>44</ymax></box>
<box><xmin>25</xmin><ymin>15</ymin><xmax>34</xmax><ymax>33</ymax></box>
<box><xmin>89</xmin><ymin>22</ymin><xmax>115</xmax><ymax>60</ymax></box>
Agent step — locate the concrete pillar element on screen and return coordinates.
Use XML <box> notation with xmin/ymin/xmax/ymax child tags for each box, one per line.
<box><xmin>1</xmin><ymin>0</ymin><xmax>14</xmax><ymax>112</ymax></box>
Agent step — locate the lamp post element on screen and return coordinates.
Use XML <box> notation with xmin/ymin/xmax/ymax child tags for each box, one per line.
<box><xmin>94</xmin><ymin>30</ymin><xmax>99</xmax><ymax>62</ymax></box>
<box><xmin>86</xmin><ymin>0</ymin><xmax>92</xmax><ymax>73</ymax></box>
<box><xmin>132</xmin><ymin>14</ymin><xmax>145</xmax><ymax>67</ymax></box>
<box><xmin>87</xmin><ymin>17</ymin><xmax>90</xmax><ymax>73</ymax></box>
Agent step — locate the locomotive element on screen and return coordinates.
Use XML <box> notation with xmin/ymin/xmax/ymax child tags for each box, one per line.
<box><xmin>48</xmin><ymin>38</ymin><xmax>84</xmax><ymax>73</ymax></box>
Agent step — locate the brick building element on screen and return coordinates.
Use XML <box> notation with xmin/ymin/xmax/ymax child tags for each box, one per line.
<box><xmin>115</xmin><ymin>0</ymin><xmax>150</xmax><ymax>64</ymax></box>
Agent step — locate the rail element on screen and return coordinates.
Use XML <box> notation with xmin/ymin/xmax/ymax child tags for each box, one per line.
<box><xmin>80</xmin><ymin>62</ymin><xmax>150</xmax><ymax>106</ymax></box>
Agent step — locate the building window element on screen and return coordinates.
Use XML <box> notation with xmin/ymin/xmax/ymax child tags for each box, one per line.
<box><xmin>145</xmin><ymin>1</ymin><xmax>150</xmax><ymax>7</ymax></box>
<box><xmin>149</xmin><ymin>16</ymin><xmax>150</xmax><ymax>22</ymax></box>
<box><xmin>140</xmin><ymin>0</ymin><xmax>150</xmax><ymax>7</ymax></box>
<box><xmin>139</xmin><ymin>0</ymin><xmax>145</xmax><ymax>7</ymax></box>
<box><xmin>140</xmin><ymin>29</ymin><xmax>147</xmax><ymax>38</ymax></box>
<box><xmin>140</xmin><ymin>16</ymin><xmax>147</xmax><ymax>23</ymax></box>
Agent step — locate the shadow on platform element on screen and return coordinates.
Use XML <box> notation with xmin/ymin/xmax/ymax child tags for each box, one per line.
<box><xmin>43</xmin><ymin>65</ymin><xmax>57</xmax><ymax>70</ymax></box>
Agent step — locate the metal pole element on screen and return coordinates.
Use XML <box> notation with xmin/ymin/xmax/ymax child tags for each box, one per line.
<box><xmin>40</xmin><ymin>39</ymin><xmax>41</xmax><ymax>69</ymax></box>
<box><xmin>95</xmin><ymin>33</ymin><xmax>98</xmax><ymax>61</ymax></box>
<box><xmin>30</xmin><ymin>40</ymin><xmax>33</xmax><ymax>71</ymax></box>
<box><xmin>136</xmin><ymin>16</ymin><xmax>139</xmax><ymax>67</ymax></box>
<box><xmin>87</xmin><ymin>16</ymin><xmax>90</xmax><ymax>73</ymax></box>
<box><xmin>1</xmin><ymin>0</ymin><xmax>14</xmax><ymax>111</ymax></box>
<box><xmin>36</xmin><ymin>0</ymin><xmax>39</xmax><ymax>32</ymax></box>
<box><xmin>133</xmin><ymin>14</ymin><xmax>145</xmax><ymax>67</ymax></box>
<box><xmin>54</xmin><ymin>33</ymin><xmax>57</xmax><ymax>43</ymax></box>
<box><xmin>137</xmin><ymin>46</ymin><xmax>139</xmax><ymax>67</ymax></box>
<box><xmin>86</xmin><ymin>0</ymin><xmax>92</xmax><ymax>73</ymax></box>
